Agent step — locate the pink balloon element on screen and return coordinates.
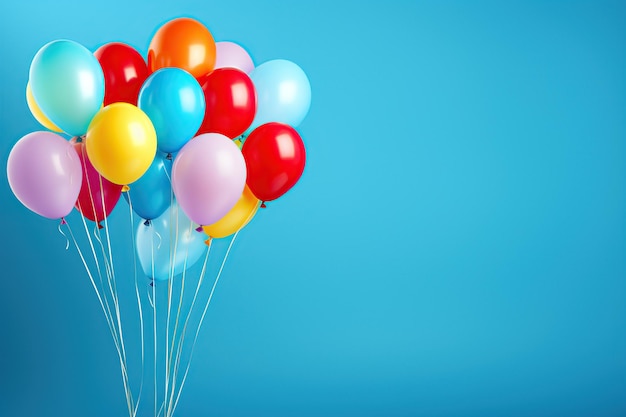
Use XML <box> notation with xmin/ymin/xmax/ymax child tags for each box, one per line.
<box><xmin>172</xmin><ymin>133</ymin><xmax>246</xmax><ymax>226</ymax></box>
<box><xmin>7</xmin><ymin>131</ymin><xmax>82</xmax><ymax>219</ymax></box>
<box><xmin>214</xmin><ymin>41</ymin><xmax>255</xmax><ymax>74</ymax></box>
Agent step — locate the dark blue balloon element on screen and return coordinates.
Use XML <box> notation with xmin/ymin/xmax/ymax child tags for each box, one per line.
<box><xmin>124</xmin><ymin>153</ymin><xmax>172</xmax><ymax>220</ymax></box>
<box><xmin>138</xmin><ymin>67</ymin><xmax>206</xmax><ymax>153</ymax></box>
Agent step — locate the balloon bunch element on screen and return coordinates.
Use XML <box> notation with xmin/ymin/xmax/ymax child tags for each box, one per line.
<box><xmin>10</xmin><ymin>16</ymin><xmax>310</xmax><ymax>236</ymax></box>
<box><xmin>7</xmin><ymin>16</ymin><xmax>310</xmax><ymax>417</ymax></box>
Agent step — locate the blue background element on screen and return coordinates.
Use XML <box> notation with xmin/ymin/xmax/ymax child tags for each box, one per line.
<box><xmin>1</xmin><ymin>1</ymin><xmax>625</xmax><ymax>416</ymax></box>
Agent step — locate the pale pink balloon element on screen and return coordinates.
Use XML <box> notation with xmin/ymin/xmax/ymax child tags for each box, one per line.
<box><xmin>172</xmin><ymin>133</ymin><xmax>247</xmax><ymax>226</ymax></box>
<box><xmin>7</xmin><ymin>131</ymin><xmax>83</xmax><ymax>219</ymax></box>
<box><xmin>214</xmin><ymin>41</ymin><xmax>255</xmax><ymax>74</ymax></box>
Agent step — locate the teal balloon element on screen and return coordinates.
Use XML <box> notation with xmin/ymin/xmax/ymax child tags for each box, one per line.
<box><xmin>125</xmin><ymin>153</ymin><xmax>172</xmax><ymax>220</ymax></box>
<box><xmin>247</xmin><ymin>59</ymin><xmax>311</xmax><ymax>133</ymax></box>
<box><xmin>136</xmin><ymin>202</ymin><xmax>207</xmax><ymax>281</ymax></box>
<box><xmin>138</xmin><ymin>68</ymin><xmax>206</xmax><ymax>154</ymax></box>
<box><xmin>29</xmin><ymin>40</ymin><xmax>105</xmax><ymax>136</ymax></box>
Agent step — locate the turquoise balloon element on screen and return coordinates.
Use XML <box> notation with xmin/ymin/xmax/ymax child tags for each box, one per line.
<box><xmin>124</xmin><ymin>153</ymin><xmax>172</xmax><ymax>220</ymax></box>
<box><xmin>29</xmin><ymin>40</ymin><xmax>105</xmax><ymax>136</ymax></box>
<box><xmin>138</xmin><ymin>68</ymin><xmax>206</xmax><ymax>154</ymax></box>
<box><xmin>247</xmin><ymin>59</ymin><xmax>311</xmax><ymax>133</ymax></box>
<box><xmin>136</xmin><ymin>201</ymin><xmax>207</xmax><ymax>281</ymax></box>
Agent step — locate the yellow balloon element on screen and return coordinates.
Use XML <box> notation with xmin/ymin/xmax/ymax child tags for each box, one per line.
<box><xmin>26</xmin><ymin>82</ymin><xmax>62</xmax><ymax>132</ymax></box>
<box><xmin>203</xmin><ymin>185</ymin><xmax>260</xmax><ymax>238</ymax></box>
<box><xmin>86</xmin><ymin>103</ymin><xmax>157</xmax><ymax>185</ymax></box>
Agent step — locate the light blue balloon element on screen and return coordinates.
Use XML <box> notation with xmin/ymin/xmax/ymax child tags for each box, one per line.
<box><xmin>136</xmin><ymin>202</ymin><xmax>207</xmax><ymax>281</ymax></box>
<box><xmin>247</xmin><ymin>59</ymin><xmax>311</xmax><ymax>133</ymax></box>
<box><xmin>138</xmin><ymin>68</ymin><xmax>206</xmax><ymax>154</ymax></box>
<box><xmin>29</xmin><ymin>40</ymin><xmax>105</xmax><ymax>136</ymax></box>
<box><xmin>124</xmin><ymin>152</ymin><xmax>173</xmax><ymax>220</ymax></box>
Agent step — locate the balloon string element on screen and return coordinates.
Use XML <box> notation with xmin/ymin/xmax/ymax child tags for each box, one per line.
<box><xmin>79</xmin><ymin>142</ymin><xmax>132</xmax><ymax>410</ymax></box>
<box><xmin>168</xmin><ymin>204</ymin><xmax>256</xmax><ymax>417</ymax></box>
<box><xmin>163</xmin><ymin>158</ymin><xmax>173</xmax><ymax>184</ymax></box>
<box><xmin>77</xmin><ymin>143</ymin><xmax>98</xmax><ymax>228</ymax></box>
<box><xmin>57</xmin><ymin>219</ymin><xmax>70</xmax><ymax>250</ymax></box>
<box><xmin>92</xmin><ymin>225</ymin><xmax>121</xmax><ymax>331</ymax></box>
<box><xmin>166</xmin><ymin>239</ymin><xmax>212</xmax><ymax>417</ymax></box>
<box><xmin>165</xmin><ymin>222</ymin><xmax>196</xmax><ymax>414</ymax></box>
<box><xmin>65</xmin><ymin>219</ymin><xmax>118</xmax><ymax>345</ymax></box>
<box><xmin>65</xmin><ymin>219</ymin><xmax>133</xmax><ymax>414</ymax></box>
<box><xmin>98</xmin><ymin>173</ymin><xmax>134</xmax><ymax>416</ymax></box>
<box><xmin>164</xmin><ymin>194</ymin><xmax>175</xmax><ymax>414</ymax></box>
<box><xmin>77</xmin><ymin>148</ymin><xmax>133</xmax><ymax>416</ymax></box>
<box><xmin>151</xmin><ymin>226</ymin><xmax>160</xmax><ymax>417</ymax></box>
<box><xmin>93</xmin><ymin>225</ymin><xmax>133</xmax><ymax>413</ymax></box>
<box><xmin>160</xmin><ymin>153</ymin><xmax>178</xmax><ymax>416</ymax></box>
<box><xmin>126</xmin><ymin>193</ymin><xmax>146</xmax><ymax>417</ymax></box>
<box><xmin>155</xmin><ymin>230</ymin><xmax>163</xmax><ymax>250</ymax></box>
<box><xmin>164</xmin><ymin>180</ymin><xmax>182</xmax><ymax>414</ymax></box>
<box><xmin>171</xmin><ymin>232</ymin><xmax>239</xmax><ymax>416</ymax></box>
<box><xmin>156</xmin><ymin>401</ymin><xmax>165</xmax><ymax>417</ymax></box>
<box><xmin>165</xmin><ymin>246</ymin><xmax>211</xmax><ymax>415</ymax></box>
<box><xmin>147</xmin><ymin>282</ymin><xmax>155</xmax><ymax>309</ymax></box>
<box><xmin>169</xmin><ymin>235</ymin><xmax>212</xmax><ymax>398</ymax></box>
<box><xmin>163</xmin><ymin>189</ymin><xmax>178</xmax><ymax>414</ymax></box>
<box><xmin>78</xmin><ymin>208</ymin><xmax>123</xmax><ymax>363</ymax></box>
<box><xmin>81</xmin><ymin>164</ymin><xmax>133</xmax><ymax>414</ymax></box>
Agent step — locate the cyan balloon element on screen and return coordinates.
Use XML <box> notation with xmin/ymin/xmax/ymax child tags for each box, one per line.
<box><xmin>29</xmin><ymin>40</ymin><xmax>105</xmax><ymax>136</ymax></box>
<box><xmin>138</xmin><ymin>68</ymin><xmax>206</xmax><ymax>154</ymax></box>
<box><xmin>124</xmin><ymin>153</ymin><xmax>173</xmax><ymax>220</ymax></box>
<box><xmin>247</xmin><ymin>59</ymin><xmax>311</xmax><ymax>133</ymax></box>
<box><xmin>136</xmin><ymin>202</ymin><xmax>207</xmax><ymax>281</ymax></box>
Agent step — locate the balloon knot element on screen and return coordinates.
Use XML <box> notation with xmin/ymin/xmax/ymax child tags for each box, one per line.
<box><xmin>144</xmin><ymin>219</ymin><xmax>151</xmax><ymax>226</ymax></box>
<box><xmin>122</xmin><ymin>185</ymin><xmax>130</xmax><ymax>192</ymax></box>
<box><xmin>149</xmin><ymin>281</ymin><xmax>154</xmax><ymax>287</ymax></box>
<box><xmin>195</xmin><ymin>226</ymin><xmax>203</xmax><ymax>232</ymax></box>
<box><xmin>260</xmin><ymin>202</ymin><xmax>267</xmax><ymax>208</ymax></box>
<box><xmin>74</xmin><ymin>136</ymin><xmax>83</xmax><ymax>143</ymax></box>
<box><xmin>60</xmin><ymin>218</ymin><xmax>67</xmax><ymax>225</ymax></box>
<box><xmin>205</xmin><ymin>238</ymin><xmax>212</xmax><ymax>247</ymax></box>
<box><xmin>97</xmin><ymin>222</ymin><xmax>104</xmax><ymax>230</ymax></box>
<box><xmin>166</xmin><ymin>153</ymin><xmax>173</xmax><ymax>161</ymax></box>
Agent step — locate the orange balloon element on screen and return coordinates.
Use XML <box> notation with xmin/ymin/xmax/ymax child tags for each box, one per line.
<box><xmin>148</xmin><ymin>17</ymin><xmax>216</xmax><ymax>79</ymax></box>
<box><xmin>202</xmin><ymin>185</ymin><xmax>260</xmax><ymax>239</ymax></box>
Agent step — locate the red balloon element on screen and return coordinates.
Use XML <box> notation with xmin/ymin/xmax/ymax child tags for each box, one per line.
<box><xmin>198</xmin><ymin>68</ymin><xmax>256</xmax><ymax>138</ymax></box>
<box><xmin>95</xmin><ymin>42</ymin><xmax>150</xmax><ymax>106</ymax></box>
<box><xmin>242</xmin><ymin>123</ymin><xmax>306</xmax><ymax>202</ymax></box>
<box><xmin>72</xmin><ymin>140</ymin><xmax>123</xmax><ymax>227</ymax></box>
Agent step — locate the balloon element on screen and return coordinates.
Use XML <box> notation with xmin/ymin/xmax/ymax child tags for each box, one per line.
<box><xmin>136</xmin><ymin>202</ymin><xmax>207</xmax><ymax>281</ymax></box>
<box><xmin>86</xmin><ymin>103</ymin><xmax>157</xmax><ymax>185</ymax></box>
<box><xmin>138</xmin><ymin>68</ymin><xmax>205</xmax><ymax>153</ymax></box>
<box><xmin>29</xmin><ymin>39</ymin><xmax>105</xmax><ymax>136</ymax></box>
<box><xmin>247</xmin><ymin>59</ymin><xmax>311</xmax><ymax>133</ymax></box>
<box><xmin>94</xmin><ymin>42</ymin><xmax>150</xmax><ymax>106</ymax></box>
<box><xmin>172</xmin><ymin>133</ymin><xmax>246</xmax><ymax>226</ymax></box>
<box><xmin>124</xmin><ymin>153</ymin><xmax>172</xmax><ymax>220</ymax></box>
<box><xmin>148</xmin><ymin>17</ymin><xmax>216</xmax><ymax>79</ymax></box>
<box><xmin>7</xmin><ymin>131</ymin><xmax>82</xmax><ymax>219</ymax></box>
<box><xmin>214</xmin><ymin>41</ymin><xmax>254</xmax><ymax>74</ymax></box>
<box><xmin>202</xmin><ymin>185</ymin><xmax>259</xmax><ymax>239</ymax></box>
<box><xmin>72</xmin><ymin>140</ymin><xmax>123</xmax><ymax>227</ymax></box>
<box><xmin>242</xmin><ymin>123</ymin><xmax>306</xmax><ymax>202</ymax></box>
<box><xmin>26</xmin><ymin>83</ymin><xmax>62</xmax><ymax>132</ymax></box>
<box><xmin>198</xmin><ymin>68</ymin><xmax>256</xmax><ymax>139</ymax></box>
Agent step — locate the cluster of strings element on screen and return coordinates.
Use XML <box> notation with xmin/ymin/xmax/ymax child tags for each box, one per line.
<box><xmin>60</xmin><ymin>166</ymin><xmax>243</xmax><ymax>417</ymax></box>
